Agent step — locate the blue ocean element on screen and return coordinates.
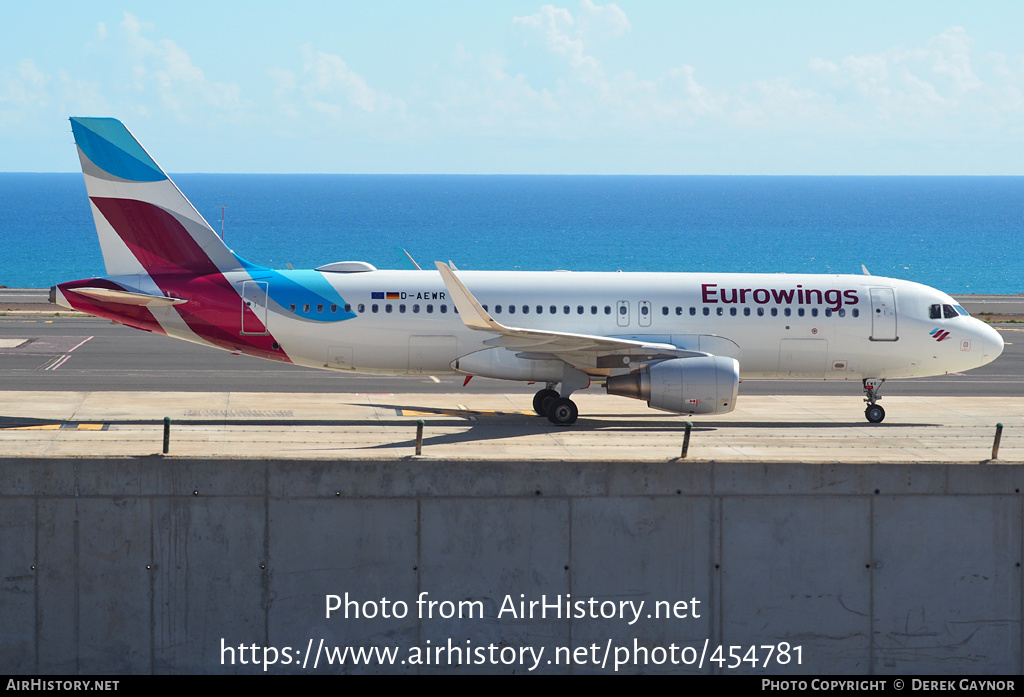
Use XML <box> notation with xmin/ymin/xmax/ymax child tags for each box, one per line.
<box><xmin>1</xmin><ymin>173</ymin><xmax>1021</xmax><ymax>294</ymax></box>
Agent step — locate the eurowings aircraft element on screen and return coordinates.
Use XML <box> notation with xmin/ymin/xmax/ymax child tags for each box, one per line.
<box><xmin>52</xmin><ymin>117</ymin><xmax>1004</xmax><ymax>424</ymax></box>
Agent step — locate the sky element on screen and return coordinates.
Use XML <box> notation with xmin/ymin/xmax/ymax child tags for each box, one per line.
<box><xmin>2</xmin><ymin>1</ymin><xmax>1024</xmax><ymax>174</ymax></box>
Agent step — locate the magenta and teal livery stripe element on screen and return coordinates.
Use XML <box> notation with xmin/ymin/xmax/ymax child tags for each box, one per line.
<box><xmin>70</xmin><ymin>117</ymin><xmax>166</xmax><ymax>182</ymax></box>
<box><xmin>234</xmin><ymin>257</ymin><xmax>357</xmax><ymax>322</ymax></box>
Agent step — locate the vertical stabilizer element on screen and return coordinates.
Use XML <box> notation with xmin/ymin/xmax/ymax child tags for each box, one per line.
<box><xmin>70</xmin><ymin>117</ymin><xmax>242</xmax><ymax>277</ymax></box>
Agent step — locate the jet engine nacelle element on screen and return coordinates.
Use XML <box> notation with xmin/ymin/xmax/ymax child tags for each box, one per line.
<box><xmin>605</xmin><ymin>356</ymin><xmax>739</xmax><ymax>415</ymax></box>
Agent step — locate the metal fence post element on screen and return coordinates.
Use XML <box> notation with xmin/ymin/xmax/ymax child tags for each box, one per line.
<box><xmin>681</xmin><ymin>421</ymin><xmax>693</xmax><ymax>459</ymax></box>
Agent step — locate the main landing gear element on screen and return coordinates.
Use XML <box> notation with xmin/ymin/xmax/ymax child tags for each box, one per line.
<box><xmin>532</xmin><ymin>366</ymin><xmax>590</xmax><ymax>426</ymax></box>
<box><xmin>863</xmin><ymin>378</ymin><xmax>885</xmax><ymax>423</ymax></box>
<box><xmin>532</xmin><ymin>388</ymin><xmax>559</xmax><ymax>417</ymax></box>
<box><xmin>532</xmin><ymin>385</ymin><xmax>581</xmax><ymax>426</ymax></box>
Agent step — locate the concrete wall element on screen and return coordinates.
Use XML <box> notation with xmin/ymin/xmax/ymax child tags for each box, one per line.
<box><xmin>1</xmin><ymin>458</ymin><xmax>1021</xmax><ymax>675</ymax></box>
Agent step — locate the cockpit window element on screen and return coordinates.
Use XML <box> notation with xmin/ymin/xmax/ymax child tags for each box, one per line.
<box><xmin>932</xmin><ymin>303</ymin><xmax>969</xmax><ymax>319</ymax></box>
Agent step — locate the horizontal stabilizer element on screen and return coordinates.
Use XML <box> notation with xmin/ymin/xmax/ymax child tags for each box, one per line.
<box><xmin>67</xmin><ymin>287</ymin><xmax>188</xmax><ymax>307</ymax></box>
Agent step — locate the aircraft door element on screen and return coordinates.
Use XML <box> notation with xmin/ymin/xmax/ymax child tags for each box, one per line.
<box><xmin>241</xmin><ymin>281</ymin><xmax>269</xmax><ymax>335</ymax></box>
<box><xmin>639</xmin><ymin>301</ymin><xmax>652</xmax><ymax>327</ymax></box>
<box><xmin>869</xmin><ymin>288</ymin><xmax>898</xmax><ymax>341</ymax></box>
<box><xmin>616</xmin><ymin>301</ymin><xmax>629</xmax><ymax>327</ymax></box>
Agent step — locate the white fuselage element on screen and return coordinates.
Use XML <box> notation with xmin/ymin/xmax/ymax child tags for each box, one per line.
<box><xmin>190</xmin><ymin>269</ymin><xmax>1002</xmax><ymax>383</ymax></box>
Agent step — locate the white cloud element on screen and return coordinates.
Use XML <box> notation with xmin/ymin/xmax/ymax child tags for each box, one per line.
<box><xmin>0</xmin><ymin>59</ymin><xmax>50</xmax><ymax>113</ymax></box>
<box><xmin>298</xmin><ymin>45</ymin><xmax>396</xmax><ymax>114</ymax></box>
<box><xmin>266</xmin><ymin>46</ymin><xmax>405</xmax><ymax>137</ymax></box>
<box><xmin>503</xmin><ymin>3</ymin><xmax>722</xmax><ymax>136</ymax></box>
<box><xmin>117</xmin><ymin>12</ymin><xmax>244</xmax><ymax>120</ymax></box>
<box><xmin>0</xmin><ymin>59</ymin><xmax>107</xmax><ymax>130</ymax></box>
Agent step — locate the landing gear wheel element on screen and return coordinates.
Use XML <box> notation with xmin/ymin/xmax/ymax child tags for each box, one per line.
<box><xmin>532</xmin><ymin>388</ymin><xmax>560</xmax><ymax>417</ymax></box>
<box><xmin>546</xmin><ymin>398</ymin><xmax>579</xmax><ymax>426</ymax></box>
<box><xmin>865</xmin><ymin>405</ymin><xmax>886</xmax><ymax>423</ymax></box>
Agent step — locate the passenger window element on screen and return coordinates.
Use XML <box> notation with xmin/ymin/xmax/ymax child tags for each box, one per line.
<box><xmin>577</xmin><ymin>306</ymin><xmax>584</xmax><ymax>314</ymax></box>
<box><xmin>290</xmin><ymin>304</ymin><xmax>296</xmax><ymax>313</ymax></box>
<box><xmin>495</xmin><ymin>305</ymin><xmax>502</xmax><ymax>314</ymax></box>
<box><xmin>591</xmin><ymin>306</ymin><xmax>598</xmax><ymax>314</ymax></box>
<box><xmin>641</xmin><ymin>306</ymin><xmax>649</xmax><ymax>316</ymax></box>
<box><xmin>784</xmin><ymin>308</ymin><xmax>791</xmax><ymax>317</ymax></box>
<box><xmin>743</xmin><ymin>307</ymin><xmax>750</xmax><ymax>316</ymax></box>
<box><xmin>811</xmin><ymin>308</ymin><xmax>817</xmax><ymax>317</ymax></box>
<box><xmin>303</xmin><ymin>303</ymin><xmax>310</xmax><ymax>313</ymax></box>
<box><xmin>357</xmin><ymin>304</ymin><xmax>364</xmax><ymax>313</ymax></box>
<box><xmin>412</xmin><ymin>304</ymin><xmax>420</xmax><ymax>313</ymax></box>
<box><xmin>508</xmin><ymin>305</ymin><xmax>515</xmax><ymax>314</ymax></box>
<box><xmin>622</xmin><ymin>306</ymin><xmax>629</xmax><ymax>316</ymax></box>
<box><xmin>563</xmin><ymin>305</ymin><xmax>570</xmax><ymax>314</ymax></box>
<box><xmin>372</xmin><ymin>304</ymin><xmax>379</xmax><ymax>313</ymax></box>
<box><xmin>661</xmin><ymin>306</ymin><xmax>668</xmax><ymax>316</ymax></box>
<box><xmin>538</xmin><ymin>305</ymin><xmax>544</xmax><ymax>314</ymax></box>
<box><xmin>852</xmin><ymin>309</ymin><xmax>859</xmax><ymax>317</ymax></box>
<box><xmin>522</xmin><ymin>305</ymin><xmax>528</xmax><ymax>314</ymax></box>
<box><xmin>771</xmin><ymin>308</ymin><xmax>778</xmax><ymax>317</ymax></box>
<box><xmin>797</xmin><ymin>308</ymin><xmax>804</xmax><ymax>317</ymax></box>
<box><xmin>716</xmin><ymin>307</ymin><xmax>723</xmax><ymax>316</ymax></box>
<box><xmin>317</xmin><ymin>304</ymin><xmax>324</xmax><ymax>313</ymax></box>
<box><xmin>688</xmin><ymin>307</ymin><xmax>695</xmax><ymax>316</ymax></box>
<box><xmin>730</xmin><ymin>307</ymin><xmax>737</xmax><ymax>316</ymax></box>
<box><xmin>703</xmin><ymin>307</ymin><xmax>710</xmax><ymax>316</ymax></box>
<box><xmin>550</xmin><ymin>305</ymin><xmax>557</xmax><ymax>314</ymax></box>
<box><xmin>385</xmin><ymin>304</ymin><xmax>392</xmax><ymax>313</ymax></box>
<box><xmin>399</xmin><ymin>304</ymin><xmax>406</xmax><ymax>313</ymax></box>
<box><xmin>839</xmin><ymin>309</ymin><xmax>846</xmax><ymax>317</ymax></box>
<box><xmin>440</xmin><ymin>305</ymin><xmax>448</xmax><ymax>314</ymax></box>
<box><xmin>605</xmin><ymin>306</ymin><xmax>612</xmax><ymax>315</ymax></box>
<box><xmin>757</xmin><ymin>308</ymin><xmax>764</xmax><ymax>316</ymax></box>
<box><xmin>825</xmin><ymin>308</ymin><xmax>832</xmax><ymax>317</ymax></box>
<box><xmin>426</xmin><ymin>304</ymin><xmax>433</xmax><ymax>313</ymax></box>
<box><xmin>482</xmin><ymin>305</ymin><xmax>488</xmax><ymax>311</ymax></box>
<box><xmin>677</xmin><ymin>307</ymin><xmax>685</xmax><ymax>316</ymax></box>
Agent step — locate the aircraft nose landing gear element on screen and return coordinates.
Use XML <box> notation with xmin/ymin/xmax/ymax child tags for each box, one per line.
<box><xmin>863</xmin><ymin>378</ymin><xmax>886</xmax><ymax>423</ymax></box>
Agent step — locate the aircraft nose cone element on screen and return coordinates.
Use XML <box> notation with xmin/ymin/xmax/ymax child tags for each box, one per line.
<box><xmin>981</xmin><ymin>322</ymin><xmax>1004</xmax><ymax>361</ymax></box>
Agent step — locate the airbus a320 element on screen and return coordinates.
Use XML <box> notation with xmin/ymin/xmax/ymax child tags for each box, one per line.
<box><xmin>52</xmin><ymin>118</ymin><xmax>1004</xmax><ymax>425</ymax></box>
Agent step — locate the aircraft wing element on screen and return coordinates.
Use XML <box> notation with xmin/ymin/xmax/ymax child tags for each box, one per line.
<box><xmin>436</xmin><ymin>262</ymin><xmax>706</xmax><ymax>369</ymax></box>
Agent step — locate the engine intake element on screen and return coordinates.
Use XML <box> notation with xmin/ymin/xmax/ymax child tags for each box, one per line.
<box><xmin>605</xmin><ymin>356</ymin><xmax>739</xmax><ymax>415</ymax></box>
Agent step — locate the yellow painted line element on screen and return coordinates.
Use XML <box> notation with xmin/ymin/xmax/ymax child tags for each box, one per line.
<box><xmin>398</xmin><ymin>407</ymin><xmax>528</xmax><ymax>417</ymax></box>
<box><xmin>3</xmin><ymin>423</ymin><xmax>108</xmax><ymax>431</ymax></box>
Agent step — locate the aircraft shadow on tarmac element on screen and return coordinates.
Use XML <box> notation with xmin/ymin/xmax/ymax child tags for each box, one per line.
<box><xmin>0</xmin><ymin>408</ymin><xmax>936</xmax><ymax>433</ymax></box>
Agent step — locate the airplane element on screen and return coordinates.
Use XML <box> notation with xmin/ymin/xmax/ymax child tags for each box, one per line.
<box><xmin>51</xmin><ymin>117</ymin><xmax>1005</xmax><ymax>425</ymax></box>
